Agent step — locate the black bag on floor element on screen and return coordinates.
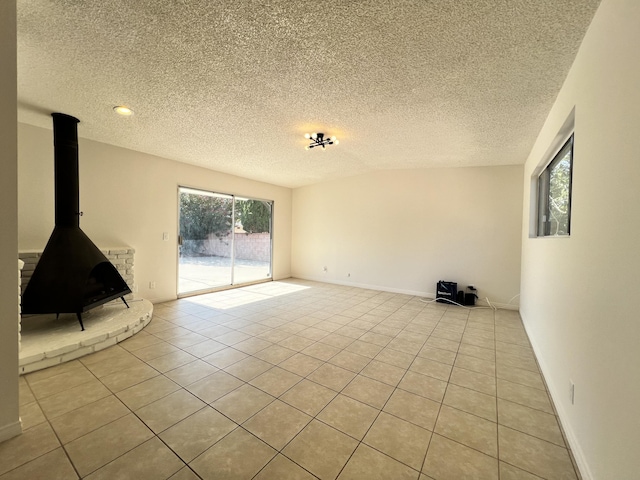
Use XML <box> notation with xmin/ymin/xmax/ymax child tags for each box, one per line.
<box><xmin>436</xmin><ymin>281</ymin><xmax>457</xmax><ymax>304</ymax></box>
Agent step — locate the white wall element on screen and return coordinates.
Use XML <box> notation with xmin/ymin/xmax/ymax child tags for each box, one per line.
<box><xmin>18</xmin><ymin>123</ymin><xmax>292</xmax><ymax>303</ymax></box>
<box><xmin>0</xmin><ymin>0</ymin><xmax>21</xmax><ymax>443</ymax></box>
<box><xmin>292</xmin><ymin>166</ymin><xmax>523</xmax><ymax>304</ymax></box>
<box><xmin>520</xmin><ymin>0</ymin><xmax>640</xmax><ymax>478</ymax></box>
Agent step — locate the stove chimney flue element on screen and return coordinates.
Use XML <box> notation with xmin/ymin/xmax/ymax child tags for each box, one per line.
<box><xmin>52</xmin><ymin>113</ymin><xmax>81</xmax><ymax>228</ymax></box>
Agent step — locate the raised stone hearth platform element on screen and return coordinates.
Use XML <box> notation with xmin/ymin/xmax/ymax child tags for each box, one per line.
<box><xmin>19</xmin><ymin>299</ymin><xmax>153</xmax><ymax>374</ymax></box>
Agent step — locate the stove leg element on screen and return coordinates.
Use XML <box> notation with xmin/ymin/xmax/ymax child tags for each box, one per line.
<box><xmin>76</xmin><ymin>313</ymin><xmax>85</xmax><ymax>331</ymax></box>
<box><xmin>121</xmin><ymin>296</ymin><xmax>130</xmax><ymax>309</ymax></box>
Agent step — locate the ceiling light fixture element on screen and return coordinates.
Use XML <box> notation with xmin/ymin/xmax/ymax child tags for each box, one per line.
<box><xmin>113</xmin><ymin>105</ymin><xmax>134</xmax><ymax>116</ymax></box>
<box><xmin>304</xmin><ymin>132</ymin><xmax>338</xmax><ymax>150</ymax></box>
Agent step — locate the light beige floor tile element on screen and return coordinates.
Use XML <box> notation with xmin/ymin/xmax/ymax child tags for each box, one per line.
<box><xmin>336</xmin><ymin>326</ymin><xmax>367</xmax><ymax>340</ymax></box>
<box><xmin>190</xmin><ymin>427</ymin><xmax>276</xmax><ymax>480</ymax></box>
<box><xmin>498</xmin><ymin>426</ymin><xmax>577</xmax><ymax>480</ymax></box>
<box><xmin>18</xmin><ymin>378</ymin><xmax>36</xmax><ymax>406</ymax></box>
<box><xmin>361</xmin><ymin>360</ymin><xmax>406</xmax><ymax>386</ymax></box>
<box><xmin>298</xmin><ymin>326</ymin><xmax>330</xmax><ymax>341</ymax></box>
<box><xmin>496</xmin><ymin>351</ymin><xmax>539</xmax><ymax>372</ymax></box>
<box><xmin>307</xmin><ymin>363</ymin><xmax>356</xmax><ymax>392</ymax></box>
<box><xmin>457</xmin><ymin>343</ymin><xmax>495</xmax><ymax>362</ymax></box>
<box><xmin>386</xmin><ymin>338</ymin><xmax>422</xmax><ymax>356</ymax></box>
<box><xmin>329</xmin><ymin>350</ymin><xmax>371</xmax><ymax>373</ymax></box>
<box><xmin>346</xmin><ymin>340</ymin><xmax>384</xmax><ymax>358</ymax></box>
<box><xmin>27</xmin><ymin>366</ymin><xmax>95</xmax><ymax>399</ymax></box>
<box><xmin>410</xmin><ymin>357</ymin><xmax>453</xmax><ymax>381</ymax></box>
<box><xmin>338</xmin><ymin>443</ymin><xmax>419</xmax><ymax>480</ymax></box>
<box><xmin>417</xmin><ymin>346</ymin><xmax>457</xmax><ymax>365</ymax></box>
<box><xmin>423</xmin><ymin>434</ymin><xmax>498</xmax><ymax>480</ymax></box>
<box><xmin>278</xmin><ymin>335</ymin><xmax>317</xmax><ymax>351</ymax></box>
<box><xmin>449</xmin><ymin>367</ymin><xmax>496</xmax><ymax>396</ymax></box>
<box><xmin>168</xmin><ymin>466</ymin><xmax>201</xmax><ymax>480</ymax></box>
<box><xmin>0</xmin><ymin>423</ymin><xmax>60</xmax><ymax>476</ymax></box>
<box><xmin>462</xmin><ymin>334</ymin><xmax>495</xmax><ymax>349</ymax></box>
<box><xmin>116</xmin><ymin>375</ymin><xmax>181</xmax><ymax>410</ymax></box>
<box><xmin>244</xmin><ymin>399</ymin><xmax>312</xmax><ymax>449</ymax></box>
<box><xmin>224</xmin><ymin>356</ymin><xmax>273</xmax><ymax>381</ymax></box>
<box><xmin>213</xmin><ymin>330</ymin><xmax>252</xmax><ymax>346</ymax></box>
<box><xmin>233</xmin><ymin>337</ymin><xmax>273</xmax><ymax>355</ymax></box>
<box><xmin>425</xmin><ymin>336</ymin><xmax>460</xmax><ymax>353</ymax></box>
<box><xmin>65</xmin><ymin>414</ymin><xmax>154</xmax><ymax>477</ymax></box>
<box><xmin>495</xmin><ymin>341</ymin><xmax>534</xmax><ymax>359</ymax></box>
<box><xmin>498</xmin><ymin>399</ymin><xmax>564</xmax><ymax>446</ymax></box>
<box><xmin>301</xmin><ymin>342</ymin><xmax>341</xmax><ymax>361</ymax></box>
<box><xmin>131</xmin><ymin>342</ymin><xmax>181</xmax><ymax>362</ymax></box>
<box><xmin>280</xmin><ymin>379</ymin><xmax>338</xmax><ymax>416</ymax></box>
<box><xmin>318</xmin><ymin>332</ymin><xmax>356</xmax><ymax>349</ymax></box>
<box><xmin>119</xmin><ymin>330</ymin><xmax>164</xmax><ymax>352</ymax></box>
<box><xmin>398</xmin><ymin>370</ymin><xmax>447</xmax><ymax>402</ymax></box>
<box><xmin>49</xmin><ymin>395</ymin><xmax>129</xmax><ymax>444</ymax></box>
<box><xmin>497</xmin><ymin>365</ymin><xmax>545</xmax><ymax>390</ymax></box>
<box><xmin>279</xmin><ymin>352</ymin><xmax>325</xmax><ymax>376</ymax></box>
<box><xmin>24</xmin><ymin>359</ymin><xmax>85</xmax><ymax>383</ymax></box>
<box><xmin>249</xmin><ymin>366</ymin><xmax>303</xmax><ymax>397</ymax></box>
<box><xmin>454</xmin><ymin>354</ymin><xmax>496</xmax><ymax>376</ymax></box>
<box><xmin>443</xmin><ymin>383</ymin><xmax>497</xmax><ymax>422</ymax></box>
<box><xmin>98</xmin><ymin>362</ymin><xmax>160</xmax><ymax>393</ymax></box>
<box><xmin>434</xmin><ymin>405</ymin><xmax>498</xmax><ymax>457</ymax></box>
<box><xmin>0</xmin><ymin>447</ymin><xmax>77</xmax><ymax>480</ymax></box>
<box><xmin>83</xmin><ymin>351</ymin><xmax>146</xmax><ymax>378</ymax></box>
<box><xmin>317</xmin><ymin>394</ymin><xmax>379</xmax><ymax>440</ymax></box>
<box><xmin>253</xmin><ymin>344</ymin><xmax>297</xmax><ymax>364</ymax></box>
<box><xmin>254</xmin><ymin>454</ymin><xmax>317</xmax><ymax>480</ymax></box>
<box><xmin>201</xmin><ymin>347</ymin><xmax>248</xmax><ymax>368</ymax></box>
<box><xmin>342</xmin><ymin>375</ymin><xmax>394</xmax><ymax>409</ymax></box>
<box><xmin>159</xmin><ymin>406</ymin><xmax>237</xmax><ymax>462</ymax></box>
<box><xmin>135</xmin><ymin>389</ymin><xmax>206</xmax><ymax>433</ymax></box>
<box><xmin>146</xmin><ymin>350</ymin><xmax>198</xmax><ymax>373</ymax></box>
<box><xmin>181</xmin><ymin>339</ymin><xmax>227</xmax><ymax>358</ymax></box>
<box><xmin>165</xmin><ymin>359</ymin><xmax>218</xmax><ymax>386</ymax></box>
<box><xmin>383</xmin><ymin>389</ymin><xmax>440</xmax><ymax>431</ymax></box>
<box><xmin>374</xmin><ymin>348</ymin><xmax>415</xmax><ymax>369</ymax></box>
<box><xmin>18</xmin><ymin>401</ymin><xmax>47</xmax><ymax>431</ymax></box>
<box><xmin>282</xmin><ymin>420</ymin><xmax>358</xmax><ymax>480</ymax></box>
<box><xmin>212</xmin><ymin>384</ymin><xmax>274</xmax><ymax>423</ymax></box>
<box><xmin>184</xmin><ymin>370</ymin><xmax>244</xmax><ymax>403</ymax></box>
<box><xmin>38</xmin><ymin>379</ymin><xmax>112</xmax><ymax>419</ymax></box>
<box><xmin>85</xmin><ymin>437</ymin><xmax>184</xmax><ymax>480</ymax></box>
<box><xmin>431</xmin><ymin>328</ymin><xmax>463</xmax><ymax>342</ymax></box>
<box><xmin>497</xmin><ymin>378</ymin><xmax>553</xmax><ymax>414</ymax></box>
<box><xmin>499</xmin><ymin>461</ymin><xmax>542</xmax><ymax>479</ymax></box>
<box><xmin>359</xmin><ymin>331</ymin><xmax>393</xmax><ymax>347</ymax></box>
<box><xmin>363</xmin><ymin>411</ymin><xmax>432</xmax><ymax>470</ymax></box>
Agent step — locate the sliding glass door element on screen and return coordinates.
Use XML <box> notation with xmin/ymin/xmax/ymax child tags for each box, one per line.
<box><xmin>178</xmin><ymin>187</ymin><xmax>272</xmax><ymax>295</ymax></box>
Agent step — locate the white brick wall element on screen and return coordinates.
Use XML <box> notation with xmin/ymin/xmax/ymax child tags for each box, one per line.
<box><xmin>19</xmin><ymin>247</ymin><xmax>135</xmax><ymax>303</ymax></box>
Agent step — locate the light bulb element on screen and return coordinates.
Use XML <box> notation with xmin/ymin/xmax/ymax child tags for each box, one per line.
<box><xmin>305</xmin><ymin>146</ymin><xmax>310</xmax><ymax>150</ymax></box>
<box><xmin>330</xmin><ymin>136</ymin><xmax>336</xmax><ymax>141</ymax></box>
<box><xmin>311</xmin><ymin>133</ymin><xmax>317</xmax><ymax>140</ymax></box>
<box><xmin>335</xmin><ymin>140</ymin><xmax>339</xmax><ymax>145</ymax></box>
<box><xmin>113</xmin><ymin>105</ymin><xmax>134</xmax><ymax>116</ymax></box>
<box><xmin>304</xmin><ymin>133</ymin><xmax>310</xmax><ymax>139</ymax></box>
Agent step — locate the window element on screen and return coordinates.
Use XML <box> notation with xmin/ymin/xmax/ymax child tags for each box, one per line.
<box><xmin>537</xmin><ymin>135</ymin><xmax>574</xmax><ymax>236</ymax></box>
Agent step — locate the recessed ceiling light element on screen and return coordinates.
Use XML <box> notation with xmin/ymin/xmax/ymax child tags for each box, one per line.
<box><xmin>113</xmin><ymin>106</ymin><xmax>134</xmax><ymax>116</ymax></box>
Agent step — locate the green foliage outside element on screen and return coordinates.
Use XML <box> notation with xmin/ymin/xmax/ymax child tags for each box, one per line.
<box><xmin>179</xmin><ymin>194</ymin><xmax>271</xmax><ymax>255</ymax></box>
<box><xmin>548</xmin><ymin>153</ymin><xmax>571</xmax><ymax>235</ymax></box>
<box><xmin>236</xmin><ymin>200</ymin><xmax>271</xmax><ymax>234</ymax></box>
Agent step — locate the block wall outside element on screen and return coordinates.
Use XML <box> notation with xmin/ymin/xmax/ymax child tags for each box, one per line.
<box><xmin>185</xmin><ymin>233</ymin><xmax>271</xmax><ymax>262</ymax></box>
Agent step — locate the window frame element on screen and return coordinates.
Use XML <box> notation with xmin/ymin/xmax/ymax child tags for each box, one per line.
<box><xmin>537</xmin><ymin>134</ymin><xmax>574</xmax><ymax>237</ymax></box>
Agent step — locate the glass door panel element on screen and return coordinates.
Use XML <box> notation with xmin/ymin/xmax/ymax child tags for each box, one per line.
<box><xmin>233</xmin><ymin>198</ymin><xmax>273</xmax><ymax>285</ymax></box>
<box><xmin>178</xmin><ymin>187</ymin><xmax>233</xmax><ymax>294</ymax></box>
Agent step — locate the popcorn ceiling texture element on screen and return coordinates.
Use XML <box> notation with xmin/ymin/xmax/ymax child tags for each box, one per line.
<box><xmin>17</xmin><ymin>0</ymin><xmax>600</xmax><ymax>188</ymax></box>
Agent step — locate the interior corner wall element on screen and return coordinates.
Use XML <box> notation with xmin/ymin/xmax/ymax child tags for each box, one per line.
<box><xmin>18</xmin><ymin>123</ymin><xmax>292</xmax><ymax>303</ymax></box>
<box><xmin>0</xmin><ymin>0</ymin><xmax>21</xmax><ymax>443</ymax></box>
<box><xmin>520</xmin><ymin>0</ymin><xmax>640</xmax><ymax>478</ymax></box>
<box><xmin>291</xmin><ymin>166</ymin><xmax>523</xmax><ymax>304</ymax></box>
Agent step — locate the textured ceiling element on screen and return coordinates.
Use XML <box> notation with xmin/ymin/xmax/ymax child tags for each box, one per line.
<box><xmin>17</xmin><ymin>0</ymin><xmax>601</xmax><ymax>188</ymax></box>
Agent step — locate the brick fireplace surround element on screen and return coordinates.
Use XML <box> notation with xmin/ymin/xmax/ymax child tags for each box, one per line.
<box><xmin>17</xmin><ymin>247</ymin><xmax>153</xmax><ymax>374</ymax></box>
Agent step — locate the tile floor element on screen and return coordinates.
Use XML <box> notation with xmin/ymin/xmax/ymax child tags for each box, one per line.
<box><xmin>0</xmin><ymin>279</ymin><xmax>580</xmax><ymax>479</ymax></box>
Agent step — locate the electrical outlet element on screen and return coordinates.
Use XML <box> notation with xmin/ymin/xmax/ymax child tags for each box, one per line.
<box><xmin>162</xmin><ymin>232</ymin><xmax>169</xmax><ymax>241</ymax></box>
<box><xmin>149</xmin><ymin>281</ymin><xmax>156</xmax><ymax>289</ymax></box>
<box><xmin>570</xmin><ymin>380</ymin><xmax>575</xmax><ymax>405</ymax></box>
<box><xmin>347</xmin><ymin>273</ymin><xmax>351</xmax><ymax>277</ymax></box>
<box><xmin>323</xmin><ymin>266</ymin><xmax>327</xmax><ymax>272</ymax></box>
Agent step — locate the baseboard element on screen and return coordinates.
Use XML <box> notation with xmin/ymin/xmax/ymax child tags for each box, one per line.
<box><xmin>292</xmin><ymin>275</ymin><xmax>428</xmax><ymax>297</ymax></box>
<box><xmin>520</xmin><ymin>313</ymin><xmax>593</xmax><ymax>480</ymax></box>
<box><xmin>0</xmin><ymin>419</ymin><xmax>22</xmax><ymax>443</ymax></box>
